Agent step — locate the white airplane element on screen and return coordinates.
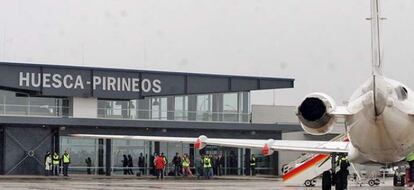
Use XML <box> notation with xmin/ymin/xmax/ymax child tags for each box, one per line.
<box><xmin>73</xmin><ymin>0</ymin><xmax>412</xmax><ymax>188</ymax></box>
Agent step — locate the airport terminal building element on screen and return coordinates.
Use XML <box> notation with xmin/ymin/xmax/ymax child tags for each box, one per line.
<box><xmin>0</xmin><ymin>62</ymin><xmax>300</xmax><ymax>176</ymax></box>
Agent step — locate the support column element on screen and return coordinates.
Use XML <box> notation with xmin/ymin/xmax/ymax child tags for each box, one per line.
<box><xmin>98</xmin><ymin>139</ymin><xmax>104</xmax><ymax>175</ymax></box>
<box><xmin>270</xmin><ymin>152</ymin><xmax>279</xmax><ymax>175</ymax></box>
<box><xmin>237</xmin><ymin>148</ymin><xmax>242</xmax><ymax>175</ymax></box>
<box><xmin>105</xmin><ymin>139</ymin><xmax>111</xmax><ymax>176</ymax></box>
<box><xmin>242</xmin><ymin>92</ymin><xmax>249</xmax><ymax>122</ymax></box>
<box><xmin>0</xmin><ymin>127</ymin><xmax>4</xmax><ymax>175</ymax></box>
<box><xmin>244</xmin><ymin>148</ymin><xmax>251</xmax><ymax>175</ymax></box>
<box><xmin>154</xmin><ymin>142</ymin><xmax>160</xmax><ymax>154</ymax></box>
<box><xmin>189</xmin><ymin>144</ymin><xmax>194</xmax><ymax>167</ymax></box>
<box><xmin>52</xmin><ymin>128</ymin><xmax>60</xmax><ymax>154</ymax></box>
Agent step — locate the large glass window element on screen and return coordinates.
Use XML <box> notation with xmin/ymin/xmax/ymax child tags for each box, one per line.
<box><xmin>112</xmin><ymin>139</ymin><xmax>151</xmax><ymax>175</ymax></box>
<box><xmin>196</xmin><ymin>95</ymin><xmax>212</xmax><ymax>121</ymax></box>
<box><xmin>160</xmin><ymin>98</ymin><xmax>167</xmax><ymax>120</ymax></box>
<box><xmin>223</xmin><ymin>93</ymin><xmax>239</xmax><ymax>122</ymax></box>
<box><xmin>159</xmin><ymin>142</ymin><xmax>190</xmax><ymax>173</ymax></box>
<box><xmin>136</xmin><ymin>99</ymin><xmax>150</xmax><ymax>119</ymax></box>
<box><xmin>97</xmin><ymin>92</ymin><xmax>251</xmax><ymax>123</ymax></box>
<box><xmin>0</xmin><ymin>89</ymin><xmax>69</xmax><ymax>117</ymax></box>
<box><xmin>60</xmin><ymin>137</ymin><xmax>99</xmax><ymax>174</ymax></box>
<box><xmin>174</xmin><ymin>96</ymin><xmax>188</xmax><ymax>120</ymax></box>
<box><xmin>98</xmin><ymin>100</ymin><xmax>130</xmax><ymax>119</ymax></box>
<box><xmin>239</xmin><ymin>92</ymin><xmax>250</xmax><ymax>122</ymax></box>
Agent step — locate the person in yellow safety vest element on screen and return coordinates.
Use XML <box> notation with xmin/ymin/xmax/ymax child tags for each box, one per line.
<box><xmin>250</xmin><ymin>154</ymin><xmax>257</xmax><ymax>176</ymax></box>
<box><xmin>62</xmin><ymin>150</ymin><xmax>71</xmax><ymax>177</ymax></box>
<box><xmin>52</xmin><ymin>152</ymin><xmax>60</xmax><ymax>176</ymax></box>
<box><xmin>181</xmin><ymin>154</ymin><xmax>193</xmax><ymax>177</ymax></box>
<box><xmin>203</xmin><ymin>154</ymin><xmax>213</xmax><ymax>179</ymax></box>
<box><xmin>406</xmin><ymin>152</ymin><xmax>414</xmax><ymax>182</ymax></box>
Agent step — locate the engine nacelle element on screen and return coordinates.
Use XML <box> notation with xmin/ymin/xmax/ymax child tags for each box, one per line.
<box><xmin>296</xmin><ymin>93</ymin><xmax>336</xmax><ymax>135</ymax></box>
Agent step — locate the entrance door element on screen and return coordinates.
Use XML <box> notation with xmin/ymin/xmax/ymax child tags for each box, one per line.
<box><xmin>60</xmin><ymin>136</ymin><xmax>99</xmax><ymax>174</ymax></box>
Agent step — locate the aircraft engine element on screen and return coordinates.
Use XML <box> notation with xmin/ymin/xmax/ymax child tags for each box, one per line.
<box><xmin>296</xmin><ymin>93</ymin><xmax>336</xmax><ymax>135</ymax></box>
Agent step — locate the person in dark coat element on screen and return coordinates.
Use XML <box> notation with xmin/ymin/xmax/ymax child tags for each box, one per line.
<box><xmin>138</xmin><ymin>153</ymin><xmax>145</xmax><ymax>175</ymax></box>
<box><xmin>127</xmin><ymin>154</ymin><xmax>134</xmax><ymax>175</ymax></box>
<box><xmin>122</xmin><ymin>155</ymin><xmax>128</xmax><ymax>175</ymax></box>
<box><xmin>336</xmin><ymin>154</ymin><xmax>350</xmax><ymax>190</ymax></box>
<box><xmin>85</xmin><ymin>157</ymin><xmax>92</xmax><ymax>174</ymax></box>
<box><xmin>218</xmin><ymin>154</ymin><xmax>224</xmax><ymax>176</ymax></box>
<box><xmin>151</xmin><ymin>153</ymin><xmax>157</xmax><ymax>176</ymax></box>
<box><xmin>172</xmin><ymin>152</ymin><xmax>181</xmax><ymax>176</ymax></box>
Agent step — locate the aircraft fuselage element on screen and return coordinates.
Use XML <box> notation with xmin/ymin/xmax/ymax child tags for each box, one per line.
<box><xmin>347</xmin><ymin>76</ymin><xmax>414</xmax><ymax>164</ymax></box>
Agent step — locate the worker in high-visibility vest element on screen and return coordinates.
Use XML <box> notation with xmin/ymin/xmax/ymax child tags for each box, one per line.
<box><xmin>62</xmin><ymin>150</ymin><xmax>71</xmax><ymax>177</ymax></box>
<box><xmin>250</xmin><ymin>154</ymin><xmax>257</xmax><ymax>176</ymax></box>
<box><xmin>52</xmin><ymin>152</ymin><xmax>60</xmax><ymax>176</ymax></box>
<box><xmin>181</xmin><ymin>154</ymin><xmax>192</xmax><ymax>177</ymax></box>
<box><xmin>406</xmin><ymin>152</ymin><xmax>414</xmax><ymax>182</ymax></box>
<box><xmin>203</xmin><ymin>154</ymin><xmax>213</xmax><ymax>179</ymax></box>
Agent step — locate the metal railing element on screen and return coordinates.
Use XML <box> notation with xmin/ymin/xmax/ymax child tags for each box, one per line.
<box><xmin>0</xmin><ymin>104</ymin><xmax>70</xmax><ymax>117</ymax></box>
<box><xmin>281</xmin><ymin>134</ymin><xmax>347</xmax><ymax>175</ymax></box>
<box><xmin>0</xmin><ymin>104</ymin><xmax>251</xmax><ymax>123</ymax></box>
<box><xmin>97</xmin><ymin>108</ymin><xmax>251</xmax><ymax>123</ymax></box>
<box><xmin>66</xmin><ymin>166</ymin><xmax>274</xmax><ymax>176</ymax></box>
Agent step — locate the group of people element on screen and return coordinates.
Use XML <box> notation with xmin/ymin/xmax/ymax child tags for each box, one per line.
<box><xmin>151</xmin><ymin>152</ymin><xmax>225</xmax><ymax>180</ymax></box>
<box><xmin>122</xmin><ymin>154</ymin><xmax>135</xmax><ymax>175</ymax></box>
<box><xmin>44</xmin><ymin>150</ymin><xmax>71</xmax><ymax>177</ymax></box>
<box><xmin>172</xmin><ymin>153</ymin><xmax>193</xmax><ymax>177</ymax></box>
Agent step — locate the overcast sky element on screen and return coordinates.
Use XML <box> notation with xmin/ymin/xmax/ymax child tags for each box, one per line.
<box><xmin>1</xmin><ymin>0</ymin><xmax>414</xmax><ymax>106</ymax></box>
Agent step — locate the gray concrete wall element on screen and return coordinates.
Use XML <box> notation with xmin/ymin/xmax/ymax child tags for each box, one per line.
<box><xmin>70</xmin><ymin>97</ymin><xmax>97</xmax><ymax>118</ymax></box>
<box><xmin>251</xmin><ymin>105</ymin><xmax>298</xmax><ymax>124</ymax></box>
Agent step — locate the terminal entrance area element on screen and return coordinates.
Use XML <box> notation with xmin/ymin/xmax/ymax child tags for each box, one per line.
<box><xmin>60</xmin><ymin>136</ymin><xmax>276</xmax><ymax>176</ymax></box>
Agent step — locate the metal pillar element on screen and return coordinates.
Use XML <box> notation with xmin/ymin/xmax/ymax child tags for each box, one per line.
<box><xmin>244</xmin><ymin>148</ymin><xmax>251</xmax><ymax>175</ymax></box>
<box><xmin>105</xmin><ymin>139</ymin><xmax>111</xmax><ymax>176</ymax></box>
<box><xmin>98</xmin><ymin>139</ymin><xmax>104</xmax><ymax>175</ymax></box>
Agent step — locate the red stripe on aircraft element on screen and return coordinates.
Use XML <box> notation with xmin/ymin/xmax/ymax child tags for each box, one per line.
<box><xmin>282</xmin><ymin>154</ymin><xmax>329</xmax><ymax>181</ymax></box>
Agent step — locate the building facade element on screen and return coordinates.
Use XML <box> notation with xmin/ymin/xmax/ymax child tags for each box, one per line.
<box><xmin>0</xmin><ymin>62</ymin><xmax>300</xmax><ymax>175</ymax></box>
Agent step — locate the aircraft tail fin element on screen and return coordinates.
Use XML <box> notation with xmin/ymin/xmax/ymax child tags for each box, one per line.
<box><xmin>370</xmin><ymin>0</ymin><xmax>383</xmax><ymax>76</ymax></box>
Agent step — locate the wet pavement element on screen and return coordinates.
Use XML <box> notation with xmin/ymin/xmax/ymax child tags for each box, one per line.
<box><xmin>0</xmin><ymin>175</ymin><xmax>410</xmax><ymax>189</ymax></box>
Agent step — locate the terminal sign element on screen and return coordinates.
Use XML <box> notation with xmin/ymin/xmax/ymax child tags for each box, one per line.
<box><xmin>18</xmin><ymin>72</ymin><xmax>162</xmax><ymax>93</ymax></box>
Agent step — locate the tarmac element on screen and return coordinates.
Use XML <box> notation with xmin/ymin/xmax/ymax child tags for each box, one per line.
<box><xmin>0</xmin><ymin>175</ymin><xmax>410</xmax><ymax>190</ymax></box>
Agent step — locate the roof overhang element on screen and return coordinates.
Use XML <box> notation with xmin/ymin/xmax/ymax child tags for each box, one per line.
<box><xmin>0</xmin><ymin>62</ymin><xmax>294</xmax><ymax>99</ymax></box>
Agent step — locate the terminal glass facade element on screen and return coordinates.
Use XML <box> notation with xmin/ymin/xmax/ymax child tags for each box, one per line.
<box><xmin>98</xmin><ymin>92</ymin><xmax>251</xmax><ymax>123</ymax></box>
<box><xmin>0</xmin><ymin>89</ymin><xmax>274</xmax><ymax>175</ymax></box>
<box><xmin>0</xmin><ymin>89</ymin><xmax>69</xmax><ymax>117</ymax></box>
<box><xmin>0</xmin><ymin>89</ymin><xmax>250</xmax><ymax>123</ymax></box>
<box><xmin>60</xmin><ymin>136</ymin><xmax>274</xmax><ymax>176</ymax></box>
